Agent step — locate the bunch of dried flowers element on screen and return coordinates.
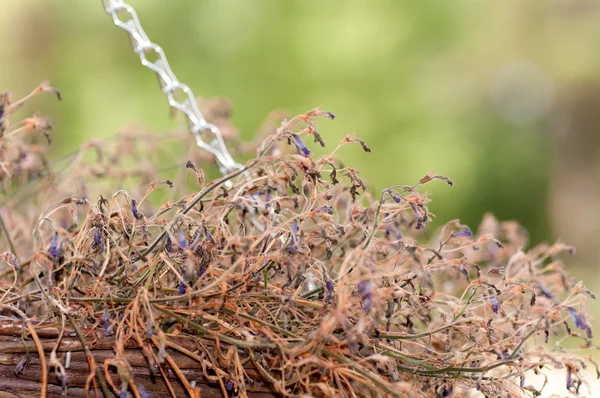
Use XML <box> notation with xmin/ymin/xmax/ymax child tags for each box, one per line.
<box><xmin>0</xmin><ymin>82</ymin><xmax>596</xmax><ymax>397</ymax></box>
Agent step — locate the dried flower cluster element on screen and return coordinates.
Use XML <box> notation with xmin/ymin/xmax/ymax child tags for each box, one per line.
<box><xmin>0</xmin><ymin>83</ymin><xmax>597</xmax><ymax>397</ymax></box>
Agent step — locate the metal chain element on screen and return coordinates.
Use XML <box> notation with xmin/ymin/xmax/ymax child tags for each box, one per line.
<box><xmin>101</xmin><ymin>0</ymin><xmax>242</xmax><ymax>175</ymax></box>
<box><xmin>101</xmin><ymin>0</ymin><xmax>316</xmax><ymax>290</ymax></box>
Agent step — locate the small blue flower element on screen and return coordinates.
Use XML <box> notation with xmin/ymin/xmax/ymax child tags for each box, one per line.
<box><xmin>416</xmin><ymin>219</ymin><xmax>424</xmax><ymax>230</ymax></box>
<box><xmin>568</xmin><ymin>307</ymin><xmax>584</xmax><ymax>329</ymax></box>
<box><xmin>385</xmin><ymin>226</ymin><xmax>402</xmax><ymax>240</ymax></box>
<box><xmin>317</xmin><ymin>206</ymin><xmax>333</xmax><ymax>215</ymax></box>
<box><xmin>567</xmin><ymin>307</ymin><xmax>592</xmax><ymax>338</ymax></box>
<box><xmin>7</xmin><ymin>253</ymin><xmax>19</xmax><ymax>270</ymax></box>
<box><xmin>93</xmin><ymin>226</ymin><xmax>102</xmax><ymax>246</ymax></box>
<box><xmin>177</xmin><ymin>229</ymin><xmax>187</xmax><ymax>250</ymax></box>
<box><xmin>138</xmin><ymin>385</ymin><xmax>150</xmax><ymax>398</ymax></box>
<box><xmin>14</xmin><ymin>356</ymin><xmax>26</xmax><ymax>376</ymax></box>
<box><xmin>179</xmin><ymin>281</ymin><xmax>186</xmax><ymax>295</ymax></box>
<box><xmin>288</xmin><ymin>221</ymin><xmax>299</xmax><ymax>253</ymax></box>
<box><xmin>452</xmin><ymin>227</ymin><xmax>472</xmax><ymax>238</ymax></box>
<box><xmin>49</xmin><ymin>232</ymin><xmax>59</xmax><ymax>260</ymax></box>
<box><xmin>491</xmin><ymin>296</ymin><xmax>500</xmax><ymax>314</ymax></box>
<box><xmin>103</xmin><ymin>309</ymin><xmax>110</xmax><ymax>330</ymax></box>
<box><xmin>165</xmin><ymin>235</ymin><xmax>172</xmax><ymax>252</ymax></box>
<box><xmin>409</xmin><ymin>202</ymin><xmax>424</xmax><ymax>230</ymax></box>
<box><xmin>325</xmin><ymin>280</ymin><xmax>334</xmax><ymax>303</ymax></box>
<box><xmin>203</xmin><ymin>225</ymin><xmax>215</xmax><ymax>244</ymax></box>
<box><xmin>192</xmin><ymin>226</ymin><xmax>201</xmax><ymax>241</ymax></box>
<box><xmin>409</xmin><ymin>202</ymin><xmax>423</xmax><ymax>221</ymax></box>
<box><xmin>357</xmin><ymin>280</ymin><xmax>373</xmax><ymax>312</ymax></box>
<box><xmin>199</xmin><ymin>264</ymin><xmax>207</xmax><ymax>278</ymax></box>
<box><xmin>190</xmin><ymin>226</ymin><xmax>202</xmax><ymax>250</ymax></box>
<box><xmin>292</xmin><ymin>134</ymin><xmax>311</xmax><ymax>156</ymax></box>
<box><xmin>131</xmin><ymin>199</ymin><xmax>141</xmax><ymax>220</ymax></box>
<box><xmin>539</xmin><ymin>281</ymin><xmax>553</xmax><ymax>299</ymax></box>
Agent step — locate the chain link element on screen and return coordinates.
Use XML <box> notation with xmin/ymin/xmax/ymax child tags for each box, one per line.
<box><xmin>101</xmin><ymin>0</ymin><xmax>242</xmax><ymax>175</ymax></box>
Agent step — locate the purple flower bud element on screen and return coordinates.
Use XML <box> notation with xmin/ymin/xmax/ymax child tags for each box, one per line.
<box><xmin>49</xmin><ymin>232</ymin><xmax>59</xmax><ymax>260</ymax></box>
<box><xmin>177</xmin><ymin>229</ymin><xmax>187</xmax><ymax>250</ymax></box>
<box><xmin>14</xmin><ymin>356</ymin><xmax>26</xmax><ymax>376</ymax></box>
<box><xmin>138</xmin><ymin>385</ymin><xmax>150</xmax><ymax>398</ymax></box>
<box><xmin>146</xmin><ymin>318</ymin><xmax>153</xmax><ymax>338</ymax></box>
<box><xmin>292</xmin><ymin>134</ymin><xmax>311</xmax><ymax>156</ymax></box>
<box><xmin>190</xmin><ymin>226</ymin><xmax>202</xmax><ymax>250</ymax></box>
<box><xmin>103</xmin><ymin>311</ymin><xmax>114</xmax><ymax>336</ymax></box>
<box><xmin>131</xmin><ymin>199</ymin><xmax>141</xmax><ymax>220</ymax></box>
<box><xmin>539</xmin><ymin>281</ymin><xmax>553</xmax><ymax>299</ymax></box>
<box><xmin>199</xmin><ymin>264</ymin><xmax>207</xmax><ymax>278</ymax></box>
<box><xmin>568</xmin><ymin>307</ymin><xmax>584</xmax><ymax>329</ymax></box>
<box><xmin>288</xmin><ymin>221</ymin><xmax>299</xmax><ymax>253</ymax></box>
<box><xmin>226</xmin><ymin>380</ymin><xmax>234</xmax><ymax>392</ymax></box>
<box><xmin>325</xmin><ymin>280</ymin><xmax>334</xmax><ymax>303</ymax></box>
<box><xmin>567</xmin><ymin>307</ymin><xmax>593</xmax><ymax>338</ymax></box>
<box><xmin>491</xmin><ymin>296</ymin><xmax>500</xmax><ymax>314</ymax></box>
<box><xmin>203</xmin><ymin>225</ymin><xmax>215</xmax><ymax>244</ymax></box>
<box><xmin>357</xmin><ymin>280</ymin><xmax>373</xmax><ymax>312</ymax></box>
<box><xmin>409</xmin><ymin>202</ymin><xmax>422</xmax><ymax>220</ymax></box>
<box><xmin>415</xmin><ymin>219</ymin><xmax>424</xmax><ymax>230</ymax></box>
<box><xmin>452</xmin><ymin>227</ymin><xmax>472</xmax><ymax>238</ymax></box>
<box><xmin>93</xmin><ymin>226</ymin><xmax>102</xmax><ymax>246</ymax></box>
<box><xmin>392</xmin><ymin>193</ymin><xmax>402</xmax><ymax>203</ymax></box>
<box><xmin>385</xmin><ymin>226</ymin><xmax>403</xmax><ymax>240</ymax></box>
<box><xmin>5</xmin><ymin>253</ymin><xmax>19</xmax><ymax>270</ymax></box>
<box><xmin>120</xmin><ymin>384</ymin><xmax>128</xmax><ymax>398</ymax></box>
<box><xmin>165</xmin><ymin>235</ymin><xmax>172</xmax><ymax>252</ymax></box>
<box><xmin>192</xmin><ymin>226</ymin><xmax>201</xmax><ymax>241</ymax></box>
<box><xmin>566</xmin><ymin>367</ymin><xmax>573</xmax><ymax>390</ymax></box>
<box><xmin>179</xmin><ymin>281</ymin><xmax>186</xmax><ymax>295</ymax></box>
<box><xmin>317</xmin><ymin>206</ymin><xmax>333</xmax><ymax>215</ymax></box>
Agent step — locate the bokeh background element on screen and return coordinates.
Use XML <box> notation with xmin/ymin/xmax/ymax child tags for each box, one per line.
<box><xmin>1</xmin><ymin>0</ymin><xmax>599</xmax><ymax>325</ymax></box>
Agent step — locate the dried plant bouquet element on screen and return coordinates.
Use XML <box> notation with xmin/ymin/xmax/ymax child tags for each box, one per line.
<box><xmin>0</xmin><ymin>82</ymin><xmax>597</xmax><ymax>398</ymax></box>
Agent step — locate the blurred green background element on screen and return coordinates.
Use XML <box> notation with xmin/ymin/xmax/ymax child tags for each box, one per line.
<box><xmin>1</xmin><ymin>0</ymin><xmax>599</xmax><ymax>280</ymax></box>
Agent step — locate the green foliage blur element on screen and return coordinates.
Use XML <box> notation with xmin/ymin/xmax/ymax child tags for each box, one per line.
<box><xmin>1</xmin><ymin>0</ymin><xmax>599</xmax><ymax>274</ymax></box>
